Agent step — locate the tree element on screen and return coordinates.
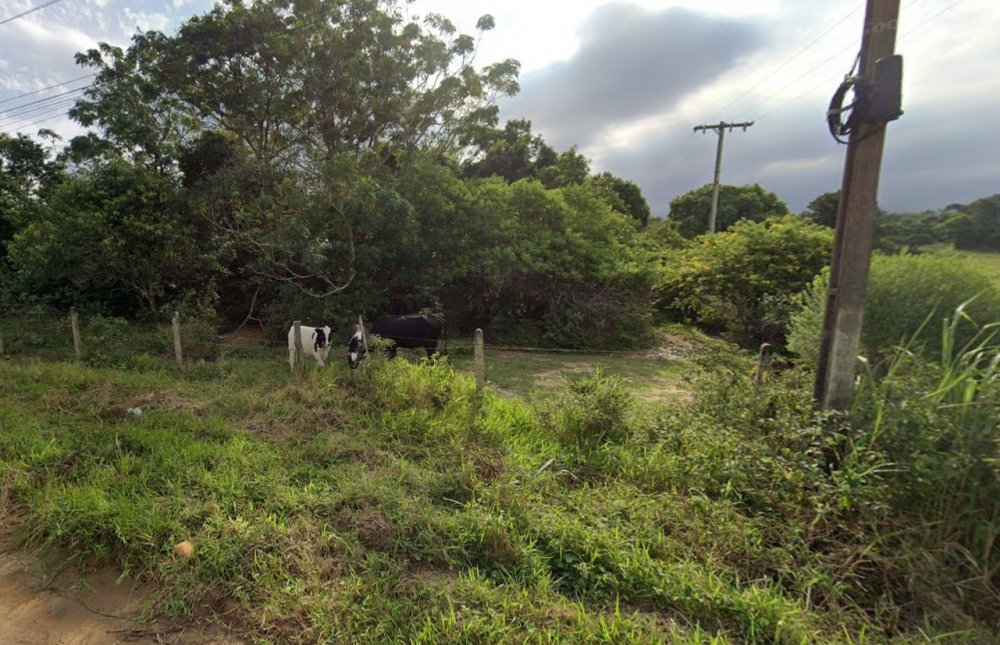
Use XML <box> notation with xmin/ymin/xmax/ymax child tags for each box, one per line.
<box><xmin>589</xmin><ymin>172</ymin><xmax>651</xmax><ymax>227</ymax></box>
<box><xmin>7</xmin><ymin>160</ymin><xmax>218</xmax><ymax>315</ymax></box>
<box><xmin>947</xmin><ymin>195</ymin><xmax>1000</xmax><ymax>251</ymax></box>
<box><xmin>461</xmin><ymin>118</ymin><xmax>556</xmax><ymax>183</ymax></box>
<box><xmin>802</xmin><ymin>190</ymin><xmax>840</xmax><ymax>228</ymax></box>
<box><xmin>0</xmin><ymin>133</ymin><xmax>64</xmax><ymax>263</ymax></box>
<box><xmin>669</xmin><ymin>183</ymin><xmax>789</xmax><ymax>237</ymax></box>
<box><xmin>656</xmin><ymin>216</ymin><xmax>833</xmax><ymax>345</ymax></box>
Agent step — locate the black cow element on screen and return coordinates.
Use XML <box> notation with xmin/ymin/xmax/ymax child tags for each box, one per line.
<box><xmin>372</xmin><ymin>314</ymin><xmax>445</xmax><ymax>360</ymax></box>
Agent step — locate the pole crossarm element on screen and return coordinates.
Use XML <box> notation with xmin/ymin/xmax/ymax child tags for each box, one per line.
<box><xmin>693</xmin><ymin>121</ymin><xmax>755</xmax><ymax>134</ymax></box>
<box><xmin>692</xmin><ymin>121</ymin><xmax>755</xmax><ymax>233</ymax></box>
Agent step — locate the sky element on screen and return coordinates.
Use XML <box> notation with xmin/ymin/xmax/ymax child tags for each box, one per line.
<box><xmin>1</xmin><ymin>0</ymin><xmax>998</xmax><ymax>215</ymax></box>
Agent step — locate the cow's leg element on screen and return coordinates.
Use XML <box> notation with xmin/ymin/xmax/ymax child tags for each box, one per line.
<box><xmin>316</xmin><ymin>356</ymin><xmax>325</xmax><ymax>368</ymax></box>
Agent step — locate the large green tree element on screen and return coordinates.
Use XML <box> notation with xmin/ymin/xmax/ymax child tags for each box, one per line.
<box><xmin>802</xmin><ymin>190</ymin><xmax>840</xmax><ymax>228</ymax></box>
<box><xmin>7</xmin><ymin>161</ymin><xmax>218</xmax><ymax>315</ymax></box>
<box><xmin>669</xmin><ymin>183</ymin><xmax>789</xmax><ymax>237</ymax></box>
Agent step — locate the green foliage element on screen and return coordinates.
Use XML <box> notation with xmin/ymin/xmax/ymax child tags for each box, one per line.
<box><xmin>788</xmin><ymin>253</ymin><xmax>1000</xmax><ymax>363</ymax></box>
<box><xmin>588</xmin><ymin>172</ymin><xmax>652</xmax><ymax>227</ymax></box>
<box><xmin>847</xmin><ymin>305</ymin><xmax>1000</xmax><ymax>630</ymax></box>
<box><xmin>669</xmin><ymin>183</ymin><xmax>789</xmax><ymax>238</ymax></box>
<box><xmin>947</xmin><ymin>194</ymin><xmax>1000</xmax><ymax>251</ymax></box>
<box><xmin>6</xmin><ymin>160</ymin><xmax>219</xmax><ymax>316</ymax></box>
<box><xmin>548</xmin><ymin>370</ymin><xmax>633</xmax><ymax>447</ymax></box>
<box><xmin>2</xmin><ymin>335</ymin><xmax>999</xmax><ymax>641</ymax></box>
<box><xmin>657</xmin><ymin>216</ymin><xmax>833</xmax><ymax>346</ymax></box>
<box><xmin>801</xmin><ymin>190</ymin><xmax>840</xmax><ymax>228</ymax></box>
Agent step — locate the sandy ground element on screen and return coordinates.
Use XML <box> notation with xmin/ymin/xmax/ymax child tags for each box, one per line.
<box><xmin>0</xmin><ymin>534</ymin><xmax>240</xmax><ymax>645</ymax></box>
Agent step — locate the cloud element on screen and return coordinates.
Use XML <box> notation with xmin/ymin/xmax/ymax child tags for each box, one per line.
<box><xmin>501</xmin><ymin>3</ymin><xmax>765</xmax><ymax>150</ymax></box>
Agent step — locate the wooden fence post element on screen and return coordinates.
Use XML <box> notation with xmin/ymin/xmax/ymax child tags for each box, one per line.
<box><xmin>70</xmin><ymin>307</ymin><xmax>82</xmax><ymax>361</ymax></box>
<box><xmin>358</xmin><ymin>314</ymin><xmax>369</xmax><ymax>357</ymax></box>
<box><xmin>293</xmin><ymin>320</ymin><xmax>305</xmax><ymax>376</ymax></box>
<box><xmin>171</xmin><ymin>311</ymin><xmax>183</xmax><ymax>369</ymax></box>
<box><xmin>474</xmin><ymin>328</ymin><xmax>485</xmax><ymax>394</ymax></box>
<box><xmin>755</xmin><ymin>343</ymin><xmax>773</xmax><ymax>387</ymax></box>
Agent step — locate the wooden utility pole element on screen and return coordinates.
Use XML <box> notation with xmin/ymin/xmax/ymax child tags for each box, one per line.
<box><xmin>815</xmin><ymin>0</ymin><xmax>901</xmax><ymax>410</ymax></box>
<box><xmin>693</xmin><ymin>121</ymin><xmax>754</xmax><ymax>233</ymax></box>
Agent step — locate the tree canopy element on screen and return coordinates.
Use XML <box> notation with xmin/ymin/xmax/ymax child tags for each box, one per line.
<box><xmin>669</xmin><ymin>183</ymin><xmax>789</xmax><ymax>237</ymax></box>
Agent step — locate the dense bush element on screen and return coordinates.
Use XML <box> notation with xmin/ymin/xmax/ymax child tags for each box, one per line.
<box><xmin>657</xmin><ymin>216</ymin><xmax>833</xmax><ymax>346</ymax></box>
<box><xmin>788</xmin><ymin>252</ymin><xmax>1000</xmax><ymax>363</ymax></box>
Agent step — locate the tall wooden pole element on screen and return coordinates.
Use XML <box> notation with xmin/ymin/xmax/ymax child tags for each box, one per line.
<box><xmin>815</xmin><ymin>0</ymin><xmax>901</xmax><ymax>410</ymax></box>
<box><xmin>693</xmin><ymin>121</ymin><xmax>754</xmax><ymax>233</ymax></box>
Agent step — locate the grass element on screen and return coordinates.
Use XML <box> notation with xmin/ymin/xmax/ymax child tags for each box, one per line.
<box><xmin>963</xmin><ymin>251</ymin><xmax>1000</xmax><ymax>289</ymax></box>
<box><xmin>450</xmin><ymin>349</ymin><xmax>688</xmax><ymax>402</ymax></box>
<box><xmin>0</xmin><ymin>329</ymin><xmax>996</xmax><ymax>643</ymax></box>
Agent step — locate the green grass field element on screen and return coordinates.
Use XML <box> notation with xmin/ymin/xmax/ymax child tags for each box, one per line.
<box><xmin>964</xmin><ymin>250</ymin><xmax>1000</xmax><ymax>289</ymax></box>
<box><xmin>1</xmin><ymin>332</ymin><xmax>996</xmax><ymax>643</ymax></box>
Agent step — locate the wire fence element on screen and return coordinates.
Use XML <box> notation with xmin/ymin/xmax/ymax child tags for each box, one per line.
<box><xmin>0</xmin><ymin>310</ymin><xmax>700</xmax><ymax>395</ymax></box>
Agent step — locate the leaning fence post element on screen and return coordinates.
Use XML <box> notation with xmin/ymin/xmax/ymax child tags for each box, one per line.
<box><xmin>474</xmin><ymin>328</ymin><xmax>485</xmax><ymax>394</ymax></box>
<box><xmin>755</xmin><ymin>342</ymin><xmax>773</xmax><ymax>387</ymax></box>
<box><xmin>358</xmin><ymin>314</ymin><xmax>369</xmax><ymax>357</ymax></box>
<box><xmin>70</xmin><ymin>307</ymin><xmax>83</xmax><ymax>361</ymax></box>
<box><xmin>171</xmin><ymin>311</ymin><xmax>183</xmax><ymax>369</ymax></box>
<box><xmin>293</xmin><ymin>320</ymin><xmax>305</xmax><ymax>377</ymax></box>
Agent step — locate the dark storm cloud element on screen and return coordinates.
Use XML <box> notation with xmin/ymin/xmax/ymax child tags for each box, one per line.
<box><xmin>500</xmin><ymin>3</ymin><xmax>765</xmax><ymax>150</ymax></box>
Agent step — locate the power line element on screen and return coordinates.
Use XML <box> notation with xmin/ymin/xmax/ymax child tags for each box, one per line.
<box><xmin>0</xmin><ymin>84</ymin><xmax>91</xmax><ymax>116</ymax></box>
<box><xmin>0</xmin><ymin>96</ymin><xmax>83</xmax><ymax>129</ymax></box>
<box><xmin>749</xmin><ymin>0</ymin><xmax>967</xmax><ymax>121</ymax></box>
<box><xmin>899</xmin><ymin>0</ymin><xmax>967</xmax><ymax>39</ymax></box>
<box><xmin>714</xmin><ymin>2</ymin><xmax>864</xmax><ymax>120</ymax></box>
<box><xmin>0</xmin><ymin>74</ymin><xmax>95</xmax><ymax>106</ymax></box>
<box><xmin>1</xmin><ymin>111</ymin><xmax>73</xmax><ymax>133</ymax></box>
<box><xmin>0</xmin><ymin>0</ymin><xmax>67</xmax><ymax>27</ymax></box>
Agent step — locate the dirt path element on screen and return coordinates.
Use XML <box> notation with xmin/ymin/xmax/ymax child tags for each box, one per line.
<box><xmin>0</xmin><ymin>536</ymin><xmax>240</xmax><ymax>644</ymax></box>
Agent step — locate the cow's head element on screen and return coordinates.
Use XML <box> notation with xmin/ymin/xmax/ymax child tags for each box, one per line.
<box><xmin>347</xmin><ymin>325</ymin><xmax>366</xmax><ymax>369</ymax></box>
<box><xmin>315</xmin><ymin>326</ymin><xmax>332</xmax><ymax>360</ymax></box>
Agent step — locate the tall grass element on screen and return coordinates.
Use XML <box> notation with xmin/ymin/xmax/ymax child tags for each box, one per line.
<box><xmin>851</xmin><ymin>300</ymin><xmax>1000</xmax><ymax>632</ymax></box>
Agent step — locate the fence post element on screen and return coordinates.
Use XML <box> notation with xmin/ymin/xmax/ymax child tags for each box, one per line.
<box><xmin>293</xmin><ymin>320</ymin><xmax>305</xmax><ymax>377</ymax></box>
<box><xmin>474</xmin><ymin>328</ymin><xmax>485</xmax><ymax>394</ymax></box>
<box><xmin>171</xmin><ymin>311</ymin><xmax>183</xmax><ymax>369</ymax></box>
<box><xmin>70</xmin><ymin>307</ymin><xmax>82</xmax><ymax>361</ymax></box>
<box><xmin>358</xmin><ymin>314</ymin><xmax>369</xmax><ymax>357</ymax></box>
<box><xmin>755</xmin><ymin>342</ymin><xmax>773</xmax><ymax>387</ymax></box>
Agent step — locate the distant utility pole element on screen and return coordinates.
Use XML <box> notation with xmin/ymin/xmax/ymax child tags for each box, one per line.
<box><xmin>815</xmin><ymin>0</ymin><xmax>902</xmax><ymax>410</ymax></box>
<box><xmin>693</xmin><ymin>121</ymin><xmax>754</xmax><ymax>233</ymax></box>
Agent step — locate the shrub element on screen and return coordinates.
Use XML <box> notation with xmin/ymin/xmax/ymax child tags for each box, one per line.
<box><xmin>787</xmin><ymin>253</ymin><xmax>1000</xmax><ymax>363</ymax></box>
<box><xmin>657</xmin><ymin>216</ymin><xmax>833</xmax><ymax>346</ymax></box>
<box><xmin>547</xmin><ymin>369</ymin><xmax>632</xmax><ymax>448</ymax></box>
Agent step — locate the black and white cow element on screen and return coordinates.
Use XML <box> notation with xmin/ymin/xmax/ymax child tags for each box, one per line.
<box><xmin>288</xmin><ymin>324</ymin><xmax>332</xmax><ymax>370</ymax></box>
<box><xmin>347</xmin><ymin>323</ymin><xmax>366</xmax><ymax>370</ymax></box>
<box><xmin>347</xmin><ymin>314</ymin><xmax>444</xmax><ymax>368</ymax></box>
